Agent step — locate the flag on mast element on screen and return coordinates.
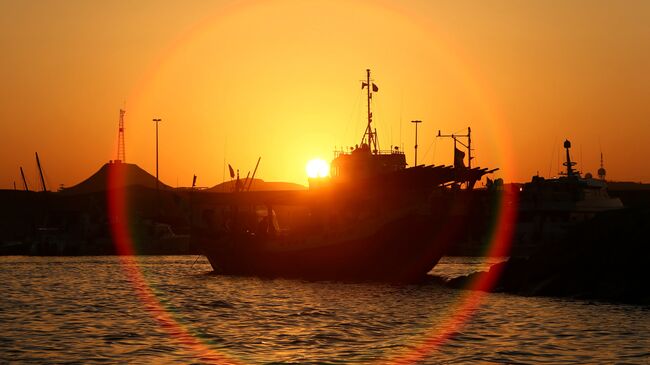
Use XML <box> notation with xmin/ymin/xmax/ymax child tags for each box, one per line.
<box><xmin>454</xmin><ymin>148</ymin><xmax>466</xmax><ymax>169</ymax></box>
<box><xmin>362</xmin><ymin>82</ymin><xmax>379</xmax><ymax>92</ymax></box>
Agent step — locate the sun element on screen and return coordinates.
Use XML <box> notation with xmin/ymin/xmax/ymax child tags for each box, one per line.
<box><xmin>306</xmin><ymin>158</ymin><xmax>330</xmax><ymax>178</ymax></box>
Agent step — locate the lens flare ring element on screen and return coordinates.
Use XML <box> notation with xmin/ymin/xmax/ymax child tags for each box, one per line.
<box><xmin>115</xmin><ymin>0</ymin><xmax>520</xmax><ymax>363</ymax></box>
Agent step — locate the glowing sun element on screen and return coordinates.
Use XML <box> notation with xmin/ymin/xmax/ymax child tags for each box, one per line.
<box><xmin>306</xmin><ymin>158</ymin><xmax>330</xmax><ymax>178</ymax></box>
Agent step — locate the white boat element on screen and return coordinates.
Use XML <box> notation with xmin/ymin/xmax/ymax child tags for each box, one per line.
<box><xmin>514</xmin><ymin>140</ymin><xmax>623</xmax><ymax>254</ymax></box>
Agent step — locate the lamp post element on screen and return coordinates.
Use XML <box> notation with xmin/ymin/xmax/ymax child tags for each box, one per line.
<box><xmin>153</xmin><ymin>118</ymin><xmax>162</xmax><ymax>192</ymax></box>
<box><xmin>411</xmin><ymin>120</ymin><xmax>422</xmax><ymax>166</ymax></box>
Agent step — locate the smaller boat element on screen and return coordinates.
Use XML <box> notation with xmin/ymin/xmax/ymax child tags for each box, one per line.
<box><xmin>514</xmin><ymin>139</ymin><xmax>623</xmax><ymax>254</ymax></box>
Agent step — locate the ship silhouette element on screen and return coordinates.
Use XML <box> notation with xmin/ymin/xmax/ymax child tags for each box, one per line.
<box><xmin>514</xmin><ymin>140</ymin><xmax>623</xmax><ymax>255</ymax></box>
<box><xmin>193</xmin><ymin>70</ymin><xmax>497</xmax><ymax>282</ymax></box>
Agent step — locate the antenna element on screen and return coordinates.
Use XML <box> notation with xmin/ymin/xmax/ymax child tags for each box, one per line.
<box><xmin>598</xmin><ymin>151</ymin><xmax>607</xmax><ymax>181</ymax></box>
<box><xmin>562</xmin><ymin>140</ymin><xmax>577</xmax><ymax>177</ymax></box>
<box><xmin>117</xmin><ymin>109</ymin><xmax>126</xmax><ymax>162</ymax></box>
<box><xmin>361</xmin><ymin>69</ymin><xmax>379</xmax><ymax>153</ymax></box>
<box><xmin>411</xmin><ymin>120</ymin><xmax>422</xmax><ymax>166</ymax></box>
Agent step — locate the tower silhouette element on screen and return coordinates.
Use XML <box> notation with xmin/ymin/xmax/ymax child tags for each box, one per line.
<box><xmin>117</xmin><ymin>109</ymin><xmax>126</xmax><ymax>162</ymax></box>
<box><xmin>598</xmin><ymin>152</ymin><xmax>606</xmax><ymax>181</ymax></box>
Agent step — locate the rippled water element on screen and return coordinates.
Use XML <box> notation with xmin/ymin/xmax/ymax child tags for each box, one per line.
<box><xmin>1</xmin><ymin>256</ymin><xmax>648</xmax><ymax>364</ymax></box>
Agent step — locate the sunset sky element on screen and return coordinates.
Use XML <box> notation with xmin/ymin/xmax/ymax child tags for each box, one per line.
<box><xmin>1</xmin><ymin>0</ymin><xmax>649</xmax><ymax>189</ymax></box>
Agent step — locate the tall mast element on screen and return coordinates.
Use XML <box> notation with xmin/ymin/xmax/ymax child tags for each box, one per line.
<box><xmin>117</xmin><ymin>109</ymin><xmax>126</xmax><ymax>162</ymax></box>
<box><xmin>20</xmin><ymin>166</ymin><xmax>29</xmax><ymax>191</ymax></box>
<box><xmin>598</xmin><ymin>151</ymin><xmax>606</xmax><ymax>181</ymax></box>
<box><xmin>467</xmin><ymin>127</ymin><xmax>472</xmax><ymax>169</ymax></box>
<box><xmin>35</xmin><ymin>152</ymin><xmax>46</xmax><ymax>192</ymax></box>
<box><xmin>361</xmin><ymin>69</ymin><xmax>378</xmax><ymax>153</ymax></box>
<box><xmin>411</xmin><ymin>120</ymin><xmax>422</xmax><ymax>166</ymax></box>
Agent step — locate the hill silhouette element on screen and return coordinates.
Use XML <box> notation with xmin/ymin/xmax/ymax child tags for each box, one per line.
<box><xmin>61</xmin><ymin>161</ymin><xmax>170</xmax><ymax>194</ymax></box>
<box><xmin>207</xmin><ymin>178</ymin><xmax>306</xmax><ymax>192</ymax></box>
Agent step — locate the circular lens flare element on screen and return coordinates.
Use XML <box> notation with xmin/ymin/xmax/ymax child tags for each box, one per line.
<box><xmin>306</xmin><ymin>158</ymin><xmax>330</xmax><ymax>178</ymax></box>
<box><xmin>119</xmin><ymin>1</ymin><xmax>520</xmax><ymax>363</ymax></box>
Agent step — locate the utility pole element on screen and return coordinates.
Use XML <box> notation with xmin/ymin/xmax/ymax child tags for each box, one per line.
<box><xmin>411</xmin><ymin>120</ymin><xmax>422</xmax><ymax>166</ymax></box>
<box><xmin>153</xmin><ymin>118</ymin><xmax>162</xmax><ymax>192</ymax></box>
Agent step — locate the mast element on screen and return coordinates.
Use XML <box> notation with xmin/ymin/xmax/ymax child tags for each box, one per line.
<box><xmin>246</xmin><ymin>157</ymin><xmax>261</xmax><ymax>191</ymax></box>
<box><xmin>361</xmin><ymin>69</ymin><xmax>379</xmax><ymax>153</ymax></box>
<box><xmin>563</xmin><ymin>140</ymin><xmax>577</xmax><ymax>177</ymax></box>
<box><xmin>437</xmin><ymin>127</ymin><xmax>473</xmax><ymax>168</ymax></box>
<box><xmin>467</xmin><ymin>127</ymin><xmax>472</xmax><ymax>169</ymax></box>
<box><xmin>20</xmin><ymin>167</ymin><xmax>29</xmax><ymax>191</ymax></box>
<box><xmin>35</xmin><ymin>152</ymin><xmax>46</xmax><ymax>192</ymax></box>
<box><xmin>411</xmin><ymin>120</ymin><xmax>422</xmax><ymax>166</ymax></box>
<box><xmin>598</xmin><ymin>152</ymin><xmax>606</xmax><ymax>181</ymax></box>
<box><xmin>117</xmin><ymin>109</ymin><xmax>126</xmax><ymax>162</ymax></box>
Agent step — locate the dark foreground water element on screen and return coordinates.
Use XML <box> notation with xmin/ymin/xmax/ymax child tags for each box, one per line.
<box><xmin>1</xmin><ymin>256</ymin><xmax>648</xmax><ymax>364</ymax></box>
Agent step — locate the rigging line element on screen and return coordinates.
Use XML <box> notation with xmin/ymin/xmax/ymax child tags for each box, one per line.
<box><xmin>557</xmin><ymin>144</ymin><xmax>560</xmax><ymax>176</ymax></box>
<box><xmin>374</xmin><ymin>92</ymin><xmax>385</xmax><ymax>150</ymax></box>
<box><xmin>422</xmin><ymin>137</ymin><xmax>436</xmax><ymax>164</ymax></box>
<box><xmin>580</xmin><ymin>144</ymin><xmax>583</xmax><ymax>174</ymax></box>
<box><xmin>431</xmin><ymin>138</ymin><xmax>438</xmax><ymax>165</ymax></box>
<box><xmin>399</xmin><ymin>89</ymin><xmax>403</xmax><ymax>150</ymax></box>
<box><xmin>222</xmin><ymin>137</ymin><xmax>227</xmax><ymax>185</ymax></box>
<box><xmin>356</xmin><ymin>88</ymin><xmax>365</xmax><ymax>143</ymax></box>
<box><xmin>548</xmin><ymin>137</ymin><xmax>556</xmax><ymax>178</ymax></box>
<box><xmin>343</xmin><ymin>90</ymin><xmax>362</xmax><ymax>146</ymax></box>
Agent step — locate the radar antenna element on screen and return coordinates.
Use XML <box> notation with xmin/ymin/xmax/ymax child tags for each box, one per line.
<box><xmin>562</xmin><ymin>140</ymin><xmax>578</xmax><ymax>177</ymax></box>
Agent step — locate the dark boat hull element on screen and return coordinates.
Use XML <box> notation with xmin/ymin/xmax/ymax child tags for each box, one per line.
<box><xmin>198</xmin><ymin>209</ymin><xmax>460</xmax><ymax>282</ymax></box>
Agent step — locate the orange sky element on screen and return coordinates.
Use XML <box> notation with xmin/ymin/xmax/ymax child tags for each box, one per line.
<box><xmin>1</xmin><ymin>0</ymin><xmax>649</xmax><ymax>189</ymax></box>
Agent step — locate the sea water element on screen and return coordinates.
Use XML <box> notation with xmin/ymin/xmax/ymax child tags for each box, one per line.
<box><xmin>1</xmin><ymin>256</ymin><xmax>648</xmax><ymax>364</ymax></box>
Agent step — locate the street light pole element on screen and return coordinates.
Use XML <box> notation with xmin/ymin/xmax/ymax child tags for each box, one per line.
<box><xmin>153</xmin><ymin>118</ymin><xmax>162</xmax><ymax>192</ymax></box>
<box><xmin>411</xmin><ymin>120</ymin><xmax>422</xmax><ymax>166</ymax></box>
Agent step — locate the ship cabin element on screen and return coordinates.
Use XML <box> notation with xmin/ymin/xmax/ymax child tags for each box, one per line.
<box><xmin>330</xmin><ymin>144</ymin><xmax>406</xmax><ymax>183</ymax></box>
